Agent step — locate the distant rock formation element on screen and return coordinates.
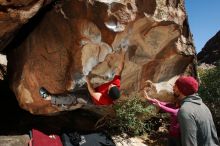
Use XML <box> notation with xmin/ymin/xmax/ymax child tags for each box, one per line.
<box><xmin>197</xmin><ymin>31</ymin><xmax>220</xmax><ymax>66</ymax></box>
<box><xmin>1</xmin><ymin>0</ymin><xmax>196</xmax><ymax>115</ymax></box>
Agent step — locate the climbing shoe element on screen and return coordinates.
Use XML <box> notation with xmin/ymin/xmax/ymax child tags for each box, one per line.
<box><xmin>39</xmin><ymin>87</ymin><xmax>50</xmax><ymax>99</ymax></box>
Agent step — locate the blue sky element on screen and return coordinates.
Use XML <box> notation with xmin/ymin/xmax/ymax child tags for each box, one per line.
<box><xmin>185</xmin><ymin>0</ymin><xmax>220</xmax><ymax>53</ymax></box>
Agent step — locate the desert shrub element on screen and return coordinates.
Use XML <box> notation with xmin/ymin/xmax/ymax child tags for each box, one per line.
<box><xmin>198</xmin><ymin>66</ymin><xmax>220</xmax><ymax>100</ymax></box>
<box><xmin>107</xmin><ymin>93</ymin><xmax>157</xmax><ymax>136</ymax></box>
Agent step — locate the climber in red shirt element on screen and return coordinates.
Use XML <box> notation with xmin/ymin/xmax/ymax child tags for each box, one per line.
<box><xmin>85</xmin><ymin>49</ymin><xmax>125</xmax><ymax>105</ymax></box>
<box><xmin>39</xmin><ymin>48</ymin><xmax>126</xmax><ymax>106</ymax></box>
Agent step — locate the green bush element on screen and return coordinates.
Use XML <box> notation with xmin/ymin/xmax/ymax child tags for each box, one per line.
<box><xmin>107</xmin><ymin>93</ymin><xmax>157</xmax><ymax>136</ymax></box>
<box><xmin>198</xmin><ymin>66</ymin><xmax>220</xmax><ymax>100</ymax></box>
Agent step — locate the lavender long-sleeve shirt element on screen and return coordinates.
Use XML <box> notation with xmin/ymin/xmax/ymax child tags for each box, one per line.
<box><xmin>149</xmin><ymin>99</ymin><xmax>180</xmax><ymax>137</ymax></box>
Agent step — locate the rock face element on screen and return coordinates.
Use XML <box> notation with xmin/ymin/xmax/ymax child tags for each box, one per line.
<box><xmin>197</xmin><ymin>30</ymin><xmax>220</xmax><ymax>66</ymax></box>
<box><xmin>0</xmin><ymin>0</ymin><xmax>51</xmax><ymax>51</ymax></box>
<box><xmin>5</xmin><ymin>0</ymin><xmax>196</xmax><ymax>115</ymax></box>
<box><xmin>0</xmin><ymin>54</ymin><xmax>7</xmax><ymax>80</ymax></box>
<box><xmin>0</xmin><ymin>135</ymin><xmax>30</xmax><ymax>146</ymax></box>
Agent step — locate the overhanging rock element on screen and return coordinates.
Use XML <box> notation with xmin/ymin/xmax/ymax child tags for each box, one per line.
<box><xmin>6</xmin><ymin>0</ymin><xmax>196</xmax><ymax>115</ymax></box>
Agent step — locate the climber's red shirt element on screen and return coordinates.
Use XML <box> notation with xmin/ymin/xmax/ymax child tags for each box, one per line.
<box><xmin>92</xmin><ymin>75</ymin><xmax>121</xmax><ymax>105</ymax></box>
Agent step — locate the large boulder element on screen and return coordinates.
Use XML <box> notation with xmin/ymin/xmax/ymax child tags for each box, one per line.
<box><xmin>6</xmin><ymin>0</ymin><xmax>196</xmax><ymax>115</ymax></box>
